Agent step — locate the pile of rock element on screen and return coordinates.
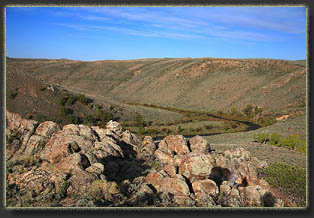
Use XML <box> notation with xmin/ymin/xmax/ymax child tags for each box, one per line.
<box><xmin>5</xmin><ymin>110</ymin><xmax>284</xmax><ymax>207</ymax></box>
<box><xmin>142</xmin><ymin>135</ymin><xmax>283</xmax><ymax>207</ymax></box>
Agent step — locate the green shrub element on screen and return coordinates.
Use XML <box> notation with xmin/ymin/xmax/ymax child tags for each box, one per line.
<box><xmin>229</xmin><ymin>106</ymin><xmax>238</xmax><ymax>116</ymax></box>
<box><xmin>161</xmin><ymin>127</ymin><xmax>171</xmax><ymax>134</ymax></box>
<box><xmin>177</xmin><ymin>125</ymin><xmax>184</xmax><ymax>134</ymax></box>
<box><xmin>204</xmin><ymin>124</ymin><xmax>213</xmax><ymax>130</ymax></box>
<box><xmin>22</xmin><ymin>156</ymin><xmax>42</xmax><ymax>167</ymax></box>
<box><xmin>134</xmin><ymin>113</ymin><xmax>146</xmax><ymax>127</ymax></box>
<box><xmin>67</xmin><ymin>114</ymin><xmax>81</xmax><ymax>124</ymax></box>
<box><xmin>9</xmin><ymin>88</ymin><xmax>18</xmax><ymax>99</ymax></box>
<box><xmin>188</xmin><ymin>127</ymin><xmax>195</xmax><ymax>134</ymax></box>
<box><xmin>258</xmin><ymin>162</ymin><xmax>306</xmax><ymax>207</ymax></box>
<box><xmin>59</xmin><ymin>95</ymin><xmax>68</xmax><ymax>106</ymax></box>
<box><xmin>253</xmin><ymin>133</ymin><xmax>306</xmax><ymax>153</ymax></box>
<box><xmin>195</xmin><ymin>127</ymin><xmax>203</xmax><ymax>133</ymax></box>
<box><xmin>146</xmin><ymin>128</ymin><xmax>160</xmax><ymax>138</ymax></box>
<box><xmin>138</xmin><ymin>126</ymin><xmax>146</xmax><ymax>135</ymax></box>
<box><xmin>278</xmin><ymin>134</ymin><xmax>306</xmax><ymax>153</ymax></box>
<box><xmin>269</xmin><ymin>133</ymin><xmax>281</xmax><ymax>145</ymax></box>
<box><xmin>59</xmin><ymin>106</ymin><xmax>69</xmax><ymax>117</ymax></box>
<box><xmin>66</xmin><ymin>95</ymin><xmax>78</xmax><ymax>106</ymax></box>
<box><xmin>78</xmin><ymin>94</ymin><xmax>91</xmax><ymax>105</ymax></box>
<box><xmin>253</xmin><ymin>133</ymin><xmax>270</xmax><ymax>144</ymax></box>
<box><xmin>84</xmin><ymin>114</ymin><xmax>97</xmax><ymax>125</ymax></box>
<box><xmin>37</xmin><ymin>114</ymin><xmax>47</xmax><ymax>122</ymax></box>
<box><xmin>25</xmin><ymin>114</ymin><xmax>33</xmax><ymax>119</ymax></box>
<box><xmin>242</xmin><ymin>104</ymin><xmax>254</xmax><ymax>118</ymax></box>
<box><xmin>59</xmin><ymin>181</ymin><xmax>69</xmax><ymax>199</ymax></box>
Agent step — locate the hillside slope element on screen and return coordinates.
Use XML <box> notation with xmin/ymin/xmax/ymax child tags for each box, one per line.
<box><xmin>6</xmin><ymin>57</ymin><xmax>306</xmax><ymax>114</ymax></box>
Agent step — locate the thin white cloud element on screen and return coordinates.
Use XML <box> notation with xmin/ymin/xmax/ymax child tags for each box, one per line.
<box><xmin>50</xmin><ymin>7</ymin><xmax>305</xmax><ymax>42</ymax></box>
<box><xmin>54</xmin><ymin>22</ymin><xmax>204</xmax><ymax>40</ymax></box>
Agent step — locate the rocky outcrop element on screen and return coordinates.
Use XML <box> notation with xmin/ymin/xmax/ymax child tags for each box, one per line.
<box><xmin>5</xmin><ymin>110</ymin><xmax>284</xmax><ymax>207</ymax></box>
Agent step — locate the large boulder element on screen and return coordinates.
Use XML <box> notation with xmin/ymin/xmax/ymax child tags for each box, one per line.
<box><xmin>188</xmin><ymin>135</ymin><xmax>211</xmax><ymax>154</ymax></box>
<box><xmin>159</xmin><ymin>174</ymin><xmax>190</xmax><ymax>196</ymax></box>
<box><xmin>154</xmin><ymin>149</ymin><xmax>173</xmax><ymax>164</ymax></box>
<box><xmin>164</xmin><ymin>135</ymin><xmax>190</xmax><ymax>155</ymax></box>
<box><xmin>35</xmin><ymin>121</ymin><xmax>61</xmax><ymax>138</ymax></box>
<box><xmin>6</xmin><ymin>109</ymin><xmax>38</xmax><ymax>132</ymax></box>
<box><xmin>192</xmin><ymin>179</ymin><xmax>219</xmax><ymax>199</ymax></box>
<box><xmin>145</xmin><ymin>170</ymin><xmax>168</xmax><ymax>191</ymax></box>
<box><xmin>179</xmin><ymin>152</ymin><xmax>215</xmax><ymax>183</ymax></box>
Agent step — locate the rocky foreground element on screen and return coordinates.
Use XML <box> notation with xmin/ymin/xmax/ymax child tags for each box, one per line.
<box><xmin>6</xmin><ymin>110</ymin><xmax>284</xmax><ymax>207</ymax></box>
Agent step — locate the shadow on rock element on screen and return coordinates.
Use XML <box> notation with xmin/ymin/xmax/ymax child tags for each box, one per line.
<box><xmin>262</xmin><ymin>192</ymin><xmax>276</xmax><ymax>207</ymax></box>
<box><xmin>208</xmin><ymin>167</ymin><xmax>231</xmax><ymax>187</ymax></box>
<box><xmin>101</xmin><ymin>155</ymin><xmax>151</xmax><ymax>183</ymax></box>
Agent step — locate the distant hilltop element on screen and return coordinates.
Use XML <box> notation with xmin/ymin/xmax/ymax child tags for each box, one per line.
<box><xmin>6</xmin><ymin>56</ymin><xmax>306</xmax><ymax>115</ymax></box>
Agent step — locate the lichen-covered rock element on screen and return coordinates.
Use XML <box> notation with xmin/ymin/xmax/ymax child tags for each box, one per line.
<box><xmin>251</xmin><ymin>156</ymin><xmax>268</xmax><ymax>169</ymax></box>
<box><xmin>85</xmin><ymin>162</ymin><xmax>105</xmax><ymax>175</ymax></box>
<box><xmin>173</xmin><ymin>195</ymin><xmax>196</xmax><ymax>207</ymax></box>
<box><xmin>62</xmin><ymin>124</ymin><xmax>98</xmax><ymax>142</ymax></box>
<box><xmin>192</xmin><ymin>179</ymin><xmax>219</xmax><ymax>199</ymax></box>
<box><xmin>92</xmin><ymin>141</ymin><xmax>124</xmax><ymax>160</ymax></box>
<box><xmin>163</xmin><ymin>160</ymin><xmax>177</xmax><ymax>177</ymax></box>
<box><xmin>122</xmin><ymin>130</ymin><xmax>141</xmax><ymax>146</ymax></box>
<box><xmin>157</xmin><ymin>140</ymin><xmax>168</xmax><ymax>152</ymax></box>
<box><xmin>55</xmin><ymin>153</ymin><xmax>91</xmax><ymax>173</ymax></box>
<box><xmin>23</xmin><ymin>134</ymin><xmax>46</xmax><ymax>156</ymax></box>
<box><xmin>173</xmin><ymin>154</ymin><xmax>185</xmax><ymax>167</ymax></box>
<box><xmin>195</xmin><ymin>193</ymin><xmax>217</xmax><ymax>207</ymax></box>
<box><xmin>66</xmin><ymin>168</ymin><xmax>99</xmax><ymax>195</ymax></box>
<box><xmin>139</xmin><ymin>136</ymin><xmax>156</xmax><ymax>161</ymax></box>
<box><xmin>159</xmin><ymin>174</ymin><xmax>190</xmax><ymax>196</ymax></box>
<box><xmin>106</xmin><ymin>120</ymin><xmax>123</xmax><ymax>136</ymax></box>
<box><xmin>154</xmin><ymin>149</ymin><xmax>173</xmax><ymax>164</ymax></box>
<box><xmin>224</xmin><ymin>148</ymin><xmax>251</xmax><ymax>162</ymax></box>
<box><xmin>164</xmin><ymin>135</ymin><xmax>190</xmax><ymax>155</ymax></box>
<box><xmin>6</xmin><ymin>111</ymin><xmax>286</xmax><ymax>208</ymax></box>
<box><xmin>189</xmin><ymin>135</ymin><xmax>211</xmax><ymax>154</ymax></box>
<box><xmin>179</xmin><ymin>152</ymin><xmax>215</xmax><ymax>183</ymax></box>
<box><xmin>145</xmin><ymin>170</ymin><xmax>168</xmax><ymax>190</ymax></box>
<box><xmin>6</xmin><ymin>109</ymin><xmax>39</xmax><ymax>132</ymax></box>
<box><xmin>35</xmin><ymin>121</ymin><xmax>61</xmax><ymax>138</ymax></box>
<box><xmin>238</xmin><ymin>185</ymin><xmax>264</xmax><ymax>207</ymax></box>
<box><xmin>138</xmin><ymin>183</ymin><xmax>154</xmax><ymax>195</ymax></box>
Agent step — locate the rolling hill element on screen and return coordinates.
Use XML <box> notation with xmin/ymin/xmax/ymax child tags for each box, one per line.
<box><xmin>6</xmin><ymin>57</ymin><xmax>306</xmax><ymax>116</ymax></box>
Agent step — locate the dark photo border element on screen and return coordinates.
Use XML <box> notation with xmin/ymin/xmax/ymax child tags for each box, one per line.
<box><xmin>0</xmin><ymin>0</ymin><xmax>312</xmax><ymax>218</ymax></box>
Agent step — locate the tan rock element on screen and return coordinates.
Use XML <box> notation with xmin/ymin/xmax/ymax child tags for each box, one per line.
<box><xmin>163</xmin><ymin>160</ymin><xmax>177</xmax><ymax>177</ymax></box>
<box><xmin>106</xmin><ymin>120</ymin><xmax>123</xmax><ymax>136</ymax></box>
<box><xmin>164</xmin><ymin>135</ymin><xmax>190</xmax><ymax>155</ymax></box>
<box><xmin>189</xmin><ymin>135</ymin><xmax>211</xmax><ymax>154</ymax></box>
<box><xmin>159</xmin><ymin>174</ymin><xmax>190</xmax><ymax>196</ymax></box>
<box><xmin>85</xmin><ymin>162</ymin><xmax>105</xmax><ymax>175</ymax></box>
<box><xmin>145</xmin><ymin>170</ymin><xmax>168</xmax><ymax>191</ymax></box>
<box><xmin>179</xmin><ymin>152</ymin><xmax>215</xmax><ymax>183</ymax></box>
<box><xmin>35</xmin><ymin>121</ymin><xmax>61</xmax><ymax>138</ymax></box>
<box><xmin>154</xmin><ymin>149</ymin><xmax>173</xmax><ymax>164</ymax></box>
<box><xmin>192</xmin><ymin>179</ymin><xmax>219</xmax><ymax>199</ymax></box>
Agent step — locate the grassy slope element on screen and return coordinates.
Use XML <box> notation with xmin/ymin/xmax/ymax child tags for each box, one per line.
<box><xmin>5</xmin><ymin>60</ymin><xmax>183</xmax><ymax>123</ymax></box>
<box><xmin>6</xmin><ymin>57</ymin><xmax>306</xmax><ymax>115</ymax></box>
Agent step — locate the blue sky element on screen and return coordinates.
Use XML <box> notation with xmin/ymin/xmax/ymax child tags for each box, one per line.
<box><xmin>6</xmin><ymin>6</ymin><xmax>306</xmax><ymax>61</ymax></box>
